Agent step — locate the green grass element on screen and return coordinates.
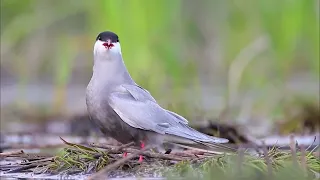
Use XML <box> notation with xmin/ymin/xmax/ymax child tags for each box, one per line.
<box><xmin>165</xmin><ymin>147</ymin><xmax>320</xmax><ymax>180</ymax></box>
<box><xmin>40</xmin><ymin>141</ymin><xmax>319</xmax><ymax>179</ymax></box>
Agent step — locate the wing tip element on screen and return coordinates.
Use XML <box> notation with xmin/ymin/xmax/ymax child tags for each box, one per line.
<box><xmin>206</xmin><ymin>137</ymin><xmax>229</xmax><ymax>144</ymax></box>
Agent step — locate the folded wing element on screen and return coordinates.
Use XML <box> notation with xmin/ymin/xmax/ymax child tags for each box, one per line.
<box><xmin>109</xmin><ymin>84</ymin><xmax>228</xmax><ymax>143</ymax></box>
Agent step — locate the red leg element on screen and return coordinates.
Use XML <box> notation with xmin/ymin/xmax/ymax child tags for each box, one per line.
<box><xmin>123</xmin><ymin>152</ymin><xmax>128</xmax><ymax>158</ymax></box>
<box><xmin>138</xmin><ymin>141</ymin><xmax>145</xmax><ymax>163</ymax></box>
<box><xmin>140</xmin><ymin>141</ymin><xmax>145</xmax><ymax>149</ymax></box>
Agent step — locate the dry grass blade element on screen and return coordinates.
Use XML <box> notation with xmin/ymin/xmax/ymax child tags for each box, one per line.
<box><xmin>289</xmin><ymin>135</ymin><xmax>298</xmax><ymax>167</ymax></box>
<box><xmin>300</xmin><ymin>145</ymin><xmax>307</xmax><ymax>176</ymax></box>
<box><xmin>262</xmin><ymin>141</ymin><xmax>273</xmax><ymax>178</ymax></box>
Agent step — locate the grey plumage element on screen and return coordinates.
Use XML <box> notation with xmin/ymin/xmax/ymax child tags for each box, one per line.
<box><xmin>86</xmin><ymin>31</ymin><xmax>234</xmax><ymax>154</ymax></box>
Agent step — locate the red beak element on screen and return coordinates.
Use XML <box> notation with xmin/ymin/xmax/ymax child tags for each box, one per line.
<box><xmin>103</xmin><ymin>40</ymin><xmax>114</xmax><ymax>49</ymax></box>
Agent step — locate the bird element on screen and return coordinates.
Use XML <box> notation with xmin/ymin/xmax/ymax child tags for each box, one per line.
<box><xmin>86</xmin><ymin>31</ymin><xmax>234</xmax><ymax>162</ymax></box>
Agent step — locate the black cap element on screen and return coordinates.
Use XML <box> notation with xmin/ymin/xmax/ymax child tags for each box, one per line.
<box><xmin>96</xmin><ymin>31</ymin><xmax>119</xmax><ymax>43</ymax></box>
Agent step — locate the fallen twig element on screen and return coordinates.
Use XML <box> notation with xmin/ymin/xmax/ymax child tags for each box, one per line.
<box><xmin>0</xmin><ymin>143</ymin><xmax>65</xmax><ymax>150</ymax></box>
<box><xmin>21</xmin><ymin>157</ymin><xmax>54</xmax><ymax>165</ymax></box>
<box><xmin>90</xmin><ymin>143</ymin><xmax>129</xmax><ymax>151</ymax></box>
<box><xmin>6</xmin><ymin>163</ymin><xmax>49</xmax><ymax>173</ymax></box>
<box><xmin>0</xmin><ymin>150</ymin><xmax>24</xmax><ymax>158</ymax></box>
<box><xmin>91</xmin><ymin>143</ymin><xmax>185</xmax><ymax>161</ymax></box>
<box><xmin>114</xmin><ymin>142</ymin><xmax>135</xmax><ymax>151</ymax></box>
<box><xmin>132</xmin><ymin>150</ymin><xmax>186</xmax><ymax>161</ymax></box>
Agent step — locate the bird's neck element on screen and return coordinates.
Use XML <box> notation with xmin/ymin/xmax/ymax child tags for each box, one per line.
<box><xmin>91</xmin><ymin>54</ymin><xmax>133</xmax><ymax>88</ymax></box>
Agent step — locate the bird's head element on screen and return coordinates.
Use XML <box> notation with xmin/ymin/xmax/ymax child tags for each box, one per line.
<box><xmin>94</xmin><ymin>31</ymin><xmax>122</xmax><ymax>59</ymax></box>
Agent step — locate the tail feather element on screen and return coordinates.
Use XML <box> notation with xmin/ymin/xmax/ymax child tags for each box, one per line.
<box><xmin>163</xmin><ymin>134</ymin><xmax>237</xmax><ymax>154</ymax></box>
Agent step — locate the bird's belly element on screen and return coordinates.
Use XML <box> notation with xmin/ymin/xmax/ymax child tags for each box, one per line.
<box><xmin>86</xmin><ymin>98</ymin><xmax>142</xmax><ymax>144</ymax></box>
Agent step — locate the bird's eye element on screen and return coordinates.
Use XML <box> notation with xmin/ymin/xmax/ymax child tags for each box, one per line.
<box><xmin>98</xmin><ymin>37</ymin><xmax>101</xmax><ymax>40</ymax></box>
<box><xmin>117</xmin><ymin>39</ymin><xmax>119</xmax><ymax>42</ymax></box>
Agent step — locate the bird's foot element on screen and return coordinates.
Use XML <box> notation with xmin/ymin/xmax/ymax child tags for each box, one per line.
<box><xmin>140</xmin><ymin>141</ymin><xmax>145</xmax><ymax>149</ymax></box>
<box><xmin>123</xmin><ymin>152</ymin><xmax>128</xmax><ymax>158</ymax></box>
<box><xmin>138</xmin><ymin>141</ymin><xmax>145</xmax><ymax>163</ymax></box>
<box><xmin>138</xmin><ymin>155</ymin><xmax>143</xmax><ymax>162</ymax></box>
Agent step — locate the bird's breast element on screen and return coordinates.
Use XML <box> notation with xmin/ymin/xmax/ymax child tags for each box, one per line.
<box><xmin>86</xmin><ymin>79</ymin><xmax>107</xmax><ymax>112</ymax></box>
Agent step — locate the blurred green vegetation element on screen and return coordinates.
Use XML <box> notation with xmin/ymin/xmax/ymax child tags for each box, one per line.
<box><xmin>0</xmin><ymin>0</ymin><xmax>319</xmax><ymax>121</ymax></box>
